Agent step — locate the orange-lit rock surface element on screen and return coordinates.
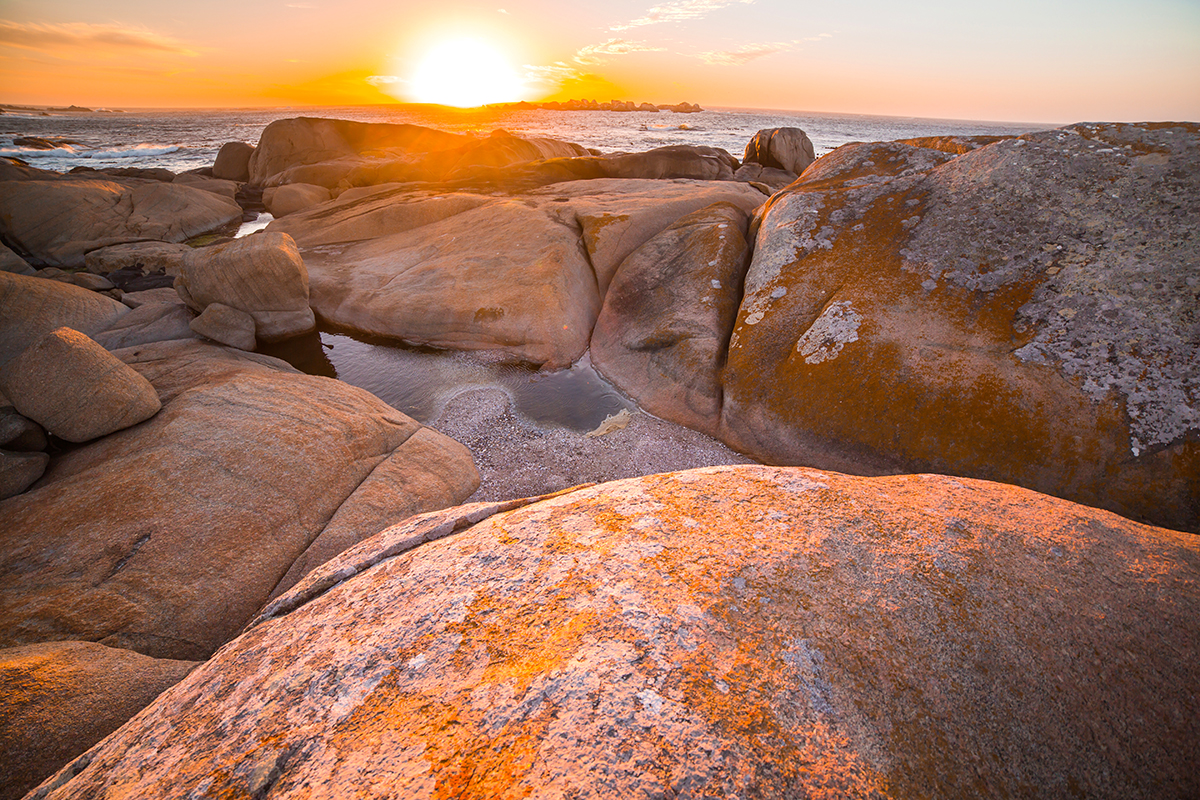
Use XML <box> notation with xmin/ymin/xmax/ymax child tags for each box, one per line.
<box><xmin>0</xmin><ymin>339</ymin><xmax>478</xmax><ymax>661</ymax></box>
<box><xmin>32</xmin><ymin>466</ymin><xmax>1199</xmax><ymax>799</ymax></box>
<box><xmin>0</xmin><ymin>641</ymin><xmax>197</xmax><ymax>800</ymax></box>
<box><xmin>721</xmin><ymin>123</ymin><xmax>1200</xmax><ymax>532</ymax></box>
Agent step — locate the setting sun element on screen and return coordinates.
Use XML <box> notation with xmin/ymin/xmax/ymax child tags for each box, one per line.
<box><xmin>408</xmin><ymin>37</ymin><xmax>525</xmax><ymax>108</ymax></box>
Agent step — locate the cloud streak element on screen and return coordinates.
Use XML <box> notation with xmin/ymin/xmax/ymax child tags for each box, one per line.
<box><xmin>612</xmin><ymin>0</ymin><xmax>756</xmax><ymax>32</ymax></box>
<box><xmin>697</xmin><ymin>33</ymin><xmax>832</xmax><ymax>65</ymax></box>
<box><xmin>0</xmin><ymin>20</ymin><xmax>197</xmax><ymax>55</ymax></box>
<box><xmin>574</xmin><ymin>38</ymin><xmax>665</xmax><ymax>65</ymax></box>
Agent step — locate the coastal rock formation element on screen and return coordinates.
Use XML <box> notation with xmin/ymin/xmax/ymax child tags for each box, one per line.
<box><xmin>171</xmin><ymin>173</ymin><xmax>238</xmax><ymax>199</ymax></box>
<box><xmin>744</xmin><ymin>127</ymin><xmax>817</xmax><ymax>175</ymax></box>
<box><xmin>0</xmin><ymin>450</ymin><xmax>48</xmax><ymax>501</ymax></box>
<box><xmin>0</xmin><ymin>407</ymin><xmax>47</xmax><ymax>452</ymax></box>
<box><xmin>29</xmin><ymin>466</ymin><xmax>1200</xmax><ymax>799</ymax></box>
<box><xmin>189</xmin><ymin>302</ymin><xmax>257</xmax><ymax>351</ymax></box>
<box><xmin>0</xmin><ymin>242</ymin><xmax>33</xmax><ymax>275</ymax></box>
<box><xmin>591</xmin><ymin>202</ymin><xmax>751</xmax><ymax>435</ymax></box>
<box><xmin>248</xmin><ymin>117</ymin><xmax>468</xmax><ymax>185</ymax></box>
<box><xmin>289</xmin><ymin>179</ymin><xmax>764</xmax><ymax>367</ymax></box>
<box><xmin>0</xmin><ymin>327</ymin><xmax>161</xmax><ymax>443</ymax></box>
<box><xmin>721</xmin><ymin>122</ymin><xmax>1200</xmax><ymax>532</ymax></box>
<box><xmin>174</xmin><ymin>231</ymin><xmax>315</xmax><ymax>342</ymax></box>
<box><xmin>84</xmin><ymin>241</ymin><xmax>192</xmax><ymax>276</ymax></box>
<box><xmin>262</xmin><ymin>183</ymin><xmax>331</xmax><ymax>217</ymax></box>
<box><xmin>212</xmin><ymin>140</ymin><xmax>254</xmax><ymax>181</ymax></box>
<box><xmin>92</xmin><ymin>300</ymin><xmax>197</xmax><ymax>351</ymax></box>
<box><xmin>597</xmin><ymin>144</ymin><xmax>738</xmax><ymax>181</ymax></box>
<box><xmin>0</xmin><ymin>271</ymin><xmax>129</xmax><ymax>365</ymax></box>
<box><xmin>0</xmin><ymin>168</ymin><xmax>243</xmax><ymax>267</ymax></box>
<box><xmin>0</xmin><ymin>641</ymin><xmax>198</xmax><ymax>800</ymax></box>
<box><xmin>0</xmin><ymin>339</ymin><xmax>479</xmax><ymax>662</ymax></box>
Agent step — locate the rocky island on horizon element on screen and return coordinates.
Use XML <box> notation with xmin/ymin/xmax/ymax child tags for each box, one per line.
<box><xmin>0</xmin><ymin>114</ymin><xmax>1197</xmax><ymax>798</ymax></box>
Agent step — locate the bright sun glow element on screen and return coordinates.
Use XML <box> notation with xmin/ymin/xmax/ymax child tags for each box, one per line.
<box><xmin>409</xmin><ymin>38</ymin><xmax>525</xmax><ymax>107</ymax></box>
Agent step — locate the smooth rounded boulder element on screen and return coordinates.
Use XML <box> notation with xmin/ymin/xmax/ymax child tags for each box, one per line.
<box><xmin>212</xmin><ymin>141</ymin><xmax>254</xmax><ymax>181</ymax></box>
<box><xmin>721</xmin><ymin>122</ymin><xmax>1200</xmax><ymax>532</ymax></box>
<box><xmin>262</xmin><ymin>183</ymin><xmax>332</xmax><ymax>217</ymax></box>
<box><xmin>0</xmin><ymin>327</ymin><xmax>161</xmax><ymax>442</ymax></box>
<box><xmin>591</xmin><ymin>202</ymin><xmax>751</xmax><ymax>435</ymax></box>
<box><xmin>0</xmin><ymin>339</ymin><xmax>478</xmax><ymax>661</ymax></box>
<box><xmin>27</xmin><ymin>466</ymin><xmax>1200</xmax><ymax>799</ymax></box>
<box><xmin>743</xmin><ymin>127</ymin><xmax>816</xmax><ymax>175</ymax></box>
<box><xmin>174</xmin><ymin>231</ymin><xmax>315</xmax><ymax>342</ymax></box>
<box><xmin>0</xmin><ymin>271</ymin><xmax>129</xmax><ymax>365</ymax></box>
<box><xmin>0</xmin><ymin>641</ymin><xmax>198</xmax><ymax>800</ymax></box>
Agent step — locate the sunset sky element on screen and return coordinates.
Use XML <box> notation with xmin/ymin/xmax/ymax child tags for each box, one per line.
<box><xmin>1</xmin><ymin>0</ymin><xmax>1198</xmax><ymax>123</ymax></box>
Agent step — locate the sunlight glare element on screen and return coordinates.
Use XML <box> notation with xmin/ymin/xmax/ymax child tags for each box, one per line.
<box><xmin>410</xmin><ymin>38</ymin><xmax>525</xmax><ymax>107</ymax></box>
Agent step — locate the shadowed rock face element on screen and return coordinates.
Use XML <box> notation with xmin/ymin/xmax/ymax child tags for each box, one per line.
<box><xmin>0</xmin><ymin>271</ymin><xmax>129</xmax><ymax>365</ymax></box>
<box><xmin>28</xmin><ymin>466</ymin><xmax>1200</xmax><ymax>799</ymax></box>
<box><xmin>721</xmin><ymin>122</ymin><xmax>1200</xmax><ymax>532</ymax></box>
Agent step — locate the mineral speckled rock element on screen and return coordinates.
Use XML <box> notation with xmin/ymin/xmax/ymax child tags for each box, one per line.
<box><xmin>28</xmin><ymin>466</ymin><xmax>1200</xmax><ymax>799</ymax></box>
<box><xmin>0</xmin><ymin>327</ymin><xmax>161</xmax><ymax>443</ymax></box>
<box><xmin>721</xmin><ymin>122</ymin><xmax>1200</xmax><ymax>532</ymax></box>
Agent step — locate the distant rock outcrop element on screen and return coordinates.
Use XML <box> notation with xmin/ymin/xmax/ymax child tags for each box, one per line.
<box><xmin>743</xmin><ymin>126</ymin><xmax>816</xmax><ymax>176</ymax></box>
<box><xmin>27</xmin><ymin>466</ymin><xmax>1200</xmax><ymax>799</ymax></box>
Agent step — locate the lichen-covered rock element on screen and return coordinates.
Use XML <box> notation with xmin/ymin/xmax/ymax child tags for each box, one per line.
<box><xmin>591</xmin><ymin>202</ymin><xmax>751</xmax><ymax>435</ymax></box>
<box><xmin>174</xmin><ymin>231</ymin><xmax>315</xmax><ymax>342</ymax></box>
<box><xmin>0</xmin><ymin>641</ymin><xmax>197</xmax><ymax>800</ymax></box>
<box><xmin>0</xmin><ymin>176</ymin><xmax>242</xmax><ymax>268</ymax></box>
<box><xmin>0</xmin><ymin>327</ymin><xmax>161</xmax><ymax>443</ymax></box>
<box><xmin>744</xmin><ymin>127</ymin><xmax>817</xmax><ymax>175</ymax></box>
<box><xmin>0</xmin><ymin>339</ymin><xmax>478</xmax><ymax>661</ymax></box>
<box><xmin>29</xmin><ymin>466</ymin><xmax>1200</xmax><ymax>799</ymax></box>
<box><xmin>0</xmin><ymin>271</ymin><xmax>129</xmax><ymax>365</ymax></box>
<box><xmin>732</xmin><ymin>161</ymin><xmax>797</xmax><ymax>192</ymax></box>
<box><xmin>721</xmin><ymin>123</ymin><xmax>1200</xmax><ymax>532</ymax></box>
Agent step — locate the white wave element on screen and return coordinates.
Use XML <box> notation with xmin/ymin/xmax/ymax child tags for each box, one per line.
<box><xmin>0</xmin><ymin>143</ymin><xmax>181</xmax><ymax>161</ymax></box>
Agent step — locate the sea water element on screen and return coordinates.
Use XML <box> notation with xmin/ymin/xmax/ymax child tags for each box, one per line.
<box><xmin>0</xmin><ymin>105</ymin><xmax>1050</xmax><ymax>430</ymax></box>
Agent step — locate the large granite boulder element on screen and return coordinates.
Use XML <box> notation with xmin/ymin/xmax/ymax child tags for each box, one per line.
<box><xmin>600</xmin><ymin>144</ymin><xmax>740</xmax><ymax>181</ymax></box>
<box><xmin>0</xmin><ymin>339</ymin><xmax>478</xmax><ymax>662</ymax></box>
<box><xmin>83</xmin><ymin>241</ymin><xmax>192</xmax><ymax>276</ymax></box>
<box><xmin>0</xmin><ymin>450</ymin><xmax>48</xmax><ymax>501</ymax></box>
<box><xmin>174</xmin><ymin>231</ymin><xmax>315</xmax><ymax>342</ymax></box>
<box><xmin>304</xmin><ymin>198</ymin><xmax>599</xmax><ymax>368</ymax></box>
<box><xmin>0</xmin><ymin>641</ymin><xmax>197</xmax><ymax>800</ymax></box>
<box><xmin>297</xmin><ymin>179</ymin><xmax>764</xmax><ymax>367</ymax></box>
<box><xmin>212</xmin><ymin>141</ymin><xmax>254</xmax><ymax>182</ymax></box>
<box><xmin>721</xmin><ymin>122</ymin><xmax>1200</xmax><ymax>532</ymax></box>
<box><xmin>92</xmin><ymin>300</ymin><xmax>196</xmax><ymax>351</ymax></box>
<box><xmin>591</xmin><ymin>202</ymin><xmax>751</xmax><ymax>435</ymax></box>
<box><xmin>744</xmin><ymin>127</ymin><xmax>816</xmax><ymax>175</ymax></box>
<box><xmin>27</xmin><ymin>466</ymin><xmax>1200</xmax><ymax>798</ymax></box>
<box><xmin>0</xmin><ymin>242</ymin><xmax>33</xmax><ymax>275</ymax></box>
<box><xmin>0</xmin><ymin>173</ymin><xmax>243</xmax><ymax>267</ymax></box>
<box><xmin>248</xmin><ymin>118</ymin><xmax>468</xmax><ymax>186</ymax></box>
<box><xmin>0</xmin><ymin>271</ymin><xmax>129</xmax><ymax>365</ymax></box>
<box><xmin>0</xmin><ymin>327</ymin><xmax>161</xmax><ymax>443</ymax></box>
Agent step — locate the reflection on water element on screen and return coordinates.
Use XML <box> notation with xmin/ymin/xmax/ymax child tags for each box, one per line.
<box><xmin>260</xmin><ymin>326</ymin><xmax>633</xmax><ymax>432</ymax></box>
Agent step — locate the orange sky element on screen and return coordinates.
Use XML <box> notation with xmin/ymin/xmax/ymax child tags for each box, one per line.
<box><xmin>1</xmin><ymin>0</ymin><xmax>1198</xmax><ymax>122</ymax></box>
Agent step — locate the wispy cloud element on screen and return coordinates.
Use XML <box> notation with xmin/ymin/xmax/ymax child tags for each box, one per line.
<box><xmin>696</xmin><ymin>33</ymin><xmax>833</xmax><ymax>65</ymax></box>
<box><xmin>697</xmin><ymin>41</ymin><xmax>790</xmax><ymax>65</ymax></box>
<box><xmin>523</xmin><ymin>62</ymin><xmax>583</xmax><ymax>85</ymax></box>
<box><xmin>612</xmin><ymin>0</ymin><xmax>755</xmax><ymax>32</ymax></box>
<box><xmin>574</xmin><ymin>38</ymin><xmax>665</xmax><ymax>65</ymax></box>
<box><xmin>0</xmin><ymin>20</ymin><xmax>197</xmax><ymax>55</ymax></box>
<box><xmin>366</xmin><ymin>74</ymin><xmax>403</xmax><ymax>86</ymax></box>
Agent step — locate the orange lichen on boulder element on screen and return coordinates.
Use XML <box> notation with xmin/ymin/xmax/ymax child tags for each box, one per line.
<box><xmin>29</xmin><ymin>466</ymin><xmax>1200</xmax><ymax>799</ymax></box>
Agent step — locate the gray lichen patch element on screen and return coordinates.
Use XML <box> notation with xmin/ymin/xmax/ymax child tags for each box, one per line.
<box><xmin>795</xmin><ymin>301</ymin><xmax>863</xmax><ymax>364</ymax></box>
<box><xmin>901</xmin><ymin>123</ymin><xmax>1200</xmax><ymax>454</ymax></box>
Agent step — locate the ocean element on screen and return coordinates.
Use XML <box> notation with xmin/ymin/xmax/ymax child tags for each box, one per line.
<box><xmin>0</xmin><ymin>104</ymin><xmax>1051</xmax><ymax>175</ymax></box>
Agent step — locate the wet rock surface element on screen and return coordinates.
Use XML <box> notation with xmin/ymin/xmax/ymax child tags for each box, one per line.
<box><xmin>29</xmin><ymin>466</ymin><xmax>1200</xmax><ymax>799</ymax></box>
